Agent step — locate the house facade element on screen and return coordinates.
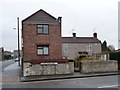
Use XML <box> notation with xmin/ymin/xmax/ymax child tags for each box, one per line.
<box><xmin>22</xmin><ymin>10</ymin><xmax>62</xmax><ymax>62</ymax></box>
<box><xmin>22</xmin><ymin>9</ymin><xmax>74</xmax><ymax>76</ymax></box>
<box><xmin>13</xmin><ymin>50</ymin><xmax>22</xmax><ymax>59</ymax></box>
<box><xmin>4</xmin><ymin>51</ymin><xmax>13</xmax><ymax>60</ymax></box>
<box><xmin>62</xmin><ymin>33</ymin><xmax>102</xmax><ymax>60</ymax></box>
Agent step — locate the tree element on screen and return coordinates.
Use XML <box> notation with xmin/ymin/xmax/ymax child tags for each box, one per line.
<box><xmin>103</xmin><ymin>40</ymin><xmax>107</xmax><ymax>47</ymax></box>
<box><xmin>4</xmin><ymin>55</ymin><xmax>12</xmax><ymax>60</ymax></box>
<box><xmin>102</xmin><ymin>40</ymin><xmax>116</xmax><ymax>52</ymax></box>
<box><xmin>102</xmin><ymin>40</ymin><xmax>107</xmax><ymax>51</ymax></box>
<box><xmin>107</xmin><ymin>45</ymin><xmax>115</xmax><ymax>51</ymax></box>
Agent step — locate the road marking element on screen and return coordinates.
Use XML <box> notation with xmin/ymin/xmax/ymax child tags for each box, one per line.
<box><xmin>98</xmin><ymin>85</ymin><xmax>118</xmax><ymax>88</ymax></box>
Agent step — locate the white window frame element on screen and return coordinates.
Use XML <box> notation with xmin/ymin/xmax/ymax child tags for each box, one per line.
<box><xmin>37</xmin><ymin>25</ymin><xmax>48</xmax><ymax>34</ymax></box>
<box><xmin>86</xmin><ymin>44</ymin><xmax>93</xmax><ymax>51</ymax></box>
<box><xmin>63</xmin><ymin>44</ymin><xmax>69</xmax><ymax>53</ymax></box>
<box><xmin>37</xmin><ymin>45</ymin><xmax>49</xmax><ymax>55</ymax></box>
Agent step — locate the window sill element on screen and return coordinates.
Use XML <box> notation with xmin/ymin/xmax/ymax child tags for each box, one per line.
<box><xmin>37</xmin><ymin>33</ymin><xmax>49</xmax><ymax>35</ymax></box>
<box><xmin>37</xmin><ymin>54</ymin><xmax>49</xmax><ymax>56</ymax></box>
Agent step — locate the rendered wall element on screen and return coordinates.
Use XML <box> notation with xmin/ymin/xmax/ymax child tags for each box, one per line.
<box><xmin>62</xmin><ymin>43</ymin><xmax>101</xmax><ymax>60</ymax></box>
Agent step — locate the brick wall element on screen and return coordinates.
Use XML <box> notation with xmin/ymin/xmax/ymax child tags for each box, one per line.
<box><xmin>22</xmin><ymin>23</ymin><xmax>62</xmax><ymax>62</ymax></box>
<box><xmin>21</xmin><ymin>10</ymin><xmax>69</xmax><ymax>76</ymax></box>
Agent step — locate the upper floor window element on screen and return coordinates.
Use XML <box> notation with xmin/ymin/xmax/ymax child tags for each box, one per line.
<box><xmin>86</xmin><ymin>44</ymin><xmax>92</xmax><ymax>51</ymax></box>
<box><xmin>37</xmin><ymin>25</ymin><xmax>48</xmax><ymax>34</ymax></box>
<box><xmin>37</xmin><ymin>45</ymin><xmax>49</xmax><ymax>55</ymax></box>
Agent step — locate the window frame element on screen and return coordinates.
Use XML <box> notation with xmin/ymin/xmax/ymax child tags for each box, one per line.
<box><xmin>63</xmin><ymin>44</ymin><xmax>69</xmax><ymax>53</ymax></box>
<box><xmin>86</xmin><ymin>44</ymin><xmax>93</xmax><ymax>51</ymax></box>
<box><xmin>37</xmin><ymin>45</ymin><xmax>49</xmax><ymax>56</ymax></box>
<box><xmin>37</xmin><ymin>24</ymin><xmax>49</xmax><ymax>35</ymax></box>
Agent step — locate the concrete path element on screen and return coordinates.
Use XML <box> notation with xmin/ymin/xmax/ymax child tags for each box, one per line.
<box><xmin>4</xmin><ymin>62</ymin><xmax>19</xmax><ymax>71</ymax></box>
<box><xmin>1</xmin><ymin>60</ymin><xmax>15</xmax><ymax>71</ymax></box>
<box><xmin>2</xmin><ymin>62</ymin><xmax>21</xmax><ymax>83</ymax></box>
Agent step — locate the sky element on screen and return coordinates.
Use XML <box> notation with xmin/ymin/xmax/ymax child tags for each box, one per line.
<box><xmin>0</xmin><ymin>0</ymin><xmax>119</xmax><ymax>51</ymax></box>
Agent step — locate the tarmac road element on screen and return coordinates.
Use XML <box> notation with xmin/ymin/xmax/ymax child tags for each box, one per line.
<box><xmin>2</xmin><ymin>75</ymin><xmax>119</xmax><ymax>88</ymax></box>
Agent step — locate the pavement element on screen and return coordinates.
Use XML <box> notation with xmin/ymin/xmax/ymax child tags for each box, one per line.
<box><xmin>21</xmin><ymin>72</ymin><xmax>118</xmax><ymax>82</ymax></box>
<box><xmin>2</xmin><ymin>62</ymin><xmax>21</xmax><ymax>83</ymax></box>
<box><xmin>1</xmin><ymin>62</ymin><xmax>119</xmax><ymax>83</ymax></box>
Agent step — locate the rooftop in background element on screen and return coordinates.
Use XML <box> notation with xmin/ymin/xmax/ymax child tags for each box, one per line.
<box><xmin>62</xmin><ymin>33</ymin><xmax>101</xmax><ymax>43</ymax></box>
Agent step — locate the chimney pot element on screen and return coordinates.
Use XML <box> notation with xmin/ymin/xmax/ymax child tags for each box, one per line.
<box><xmin>93</xmin><ymin>33</ymin><xmax>97</xmax><ymax>38</ymax></box>
<box><xmin>73</xmin><ymin>33</ymin><xmax>76</xmax><ymax>37</ymax></box>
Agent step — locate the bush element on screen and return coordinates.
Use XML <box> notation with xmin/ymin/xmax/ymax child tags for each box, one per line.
<box><xmin>4</xmin><ymin>55</ymin><xmax>12</xmax><ymax>60</ymax></box>
<box><xmin>109</xmin><ymin>52</ymin><xmax>120</xmax><ymax>71</ymax></box>
<box><xmin>109</xmin><ymin>52</ymin><xmax>120</xmax><ymax>60</ymax></box>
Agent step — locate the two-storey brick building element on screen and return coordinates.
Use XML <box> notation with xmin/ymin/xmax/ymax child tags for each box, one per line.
<box><xmin>22</xmin><ymin>9</ymin><xmax>74</xmax><ymax>76</ymax></box>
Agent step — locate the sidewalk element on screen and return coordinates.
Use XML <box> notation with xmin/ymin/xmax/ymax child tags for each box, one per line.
<box><xmin>2</xmin><ymin>62</ymin><xmax>21</xmax><ymax>83</ymax></box>
<box><xmin>1</xmin><ymin>62</ymin><xmax>118</xmax><ymax>83</ymax></box>
<box><xmin>21</xmin><ymin>71</ymin><xmax>118</xmax><ymax>82</ymax></box>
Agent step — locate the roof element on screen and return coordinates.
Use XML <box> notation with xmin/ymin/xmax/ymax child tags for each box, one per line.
<box><xmin>4</xmin><ymin>51</ymin><xmax>13</xmax><ymax>55</ymax></box>
<box><xmin>62</xmin><ymin>37</ymin><xmax>101</xmax><ymax>43</ymax></box>
<box><xmin>22</xmin><ymin>9</ymin><xmax>59</xmax><ymax>24</ymax></box>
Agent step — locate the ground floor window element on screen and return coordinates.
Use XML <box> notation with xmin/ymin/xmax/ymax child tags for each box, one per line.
<box><xmin>37</xmin><ymin>45</ymin><xmax>49</xmax><ymax>55</ymax></box>
<box><xmin>63</xmin><ymin>44</ymin><xmax>69</xmax><ymax>53</ymax></box>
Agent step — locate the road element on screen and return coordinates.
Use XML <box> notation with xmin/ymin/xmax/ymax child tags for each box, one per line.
<box><xmin>2</xmin><ymin>75</ymin><xmax>119</xmax><ymax>88</ymax></box>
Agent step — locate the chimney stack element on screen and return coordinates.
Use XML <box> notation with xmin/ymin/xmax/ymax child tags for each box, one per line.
<box><xmin>58</xmin><ymin>17</ymin><xmax>62</xmax><ymax>23</ymax></box>
<box><xmin>93</xmin><ymin>33</ymin><xmax>97</xmax><ymax>38</ymax></box>
<box><xmin>73</xmin><ymin>33</ymin><xmax>76</xmax><ymax>37</ymax></box>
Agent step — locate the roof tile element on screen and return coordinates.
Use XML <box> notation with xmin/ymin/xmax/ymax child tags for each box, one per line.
<box><xmin>62</xmin><ymin>37</ymin><xmax>101</xmax><ymax>43</ymax></box>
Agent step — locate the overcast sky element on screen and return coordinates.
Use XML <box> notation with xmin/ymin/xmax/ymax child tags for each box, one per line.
<box><xmin>0</xmin><ymin>0</ymin><xmax>119</xmax><ymax>51</ymax></box>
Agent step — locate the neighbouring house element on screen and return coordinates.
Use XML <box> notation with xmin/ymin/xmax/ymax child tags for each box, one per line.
<box><xmin>0</xmin><ymin>47</ymin><xmax>4</xmax><ymax>60</ymax></box>
<box><xmin>22</xmin><ymin>9</ymin><xmax>74</xmax><ymax>76</ymax></box>
<box><xmin>13</xmin><ymin>50</ymin><xmax>22</xmax><ymax>58</ymax></box>
<box><xmin>4</xmin><ymin>51</ymin><xmax>13</xmax><ymax>60</ymax></box>
<box><xmin>62</xmin><ymin>33</ymin><xmax>102</xmax><ymax>60</ymax></box>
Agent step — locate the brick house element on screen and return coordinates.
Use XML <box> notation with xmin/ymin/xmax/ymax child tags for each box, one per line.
<box><xmin>22</xmin><ymin>9</ymin><xmax>74</xmax><ymax>76</ymax></box>
<box><xmin>62</xmin><ymin>33</ymin><xmax>102</xmax><ymax>60</ymax></box>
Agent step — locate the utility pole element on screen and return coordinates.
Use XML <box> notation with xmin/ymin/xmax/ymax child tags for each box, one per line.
<box><xmin>17</xmin><ymin>17</ymin><xmax>20</xmax><ymax>66</ymax></box>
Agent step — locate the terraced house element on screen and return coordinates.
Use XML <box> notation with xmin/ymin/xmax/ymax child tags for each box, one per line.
<box><xmin>22</xmin><ymin>9</ymin><xmax>74</xmax><ymax>76</ymax></box>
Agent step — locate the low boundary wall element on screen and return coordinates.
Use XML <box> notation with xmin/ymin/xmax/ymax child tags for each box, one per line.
<box><xmin>23</xmin><ymin>61</ymin><xmax>74</xmax><ymax>76</ymax></box>
<box><xmin>81</xmin><ymin>60</ymin><xmax>118</xmax><ymax>73</ymax></box>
